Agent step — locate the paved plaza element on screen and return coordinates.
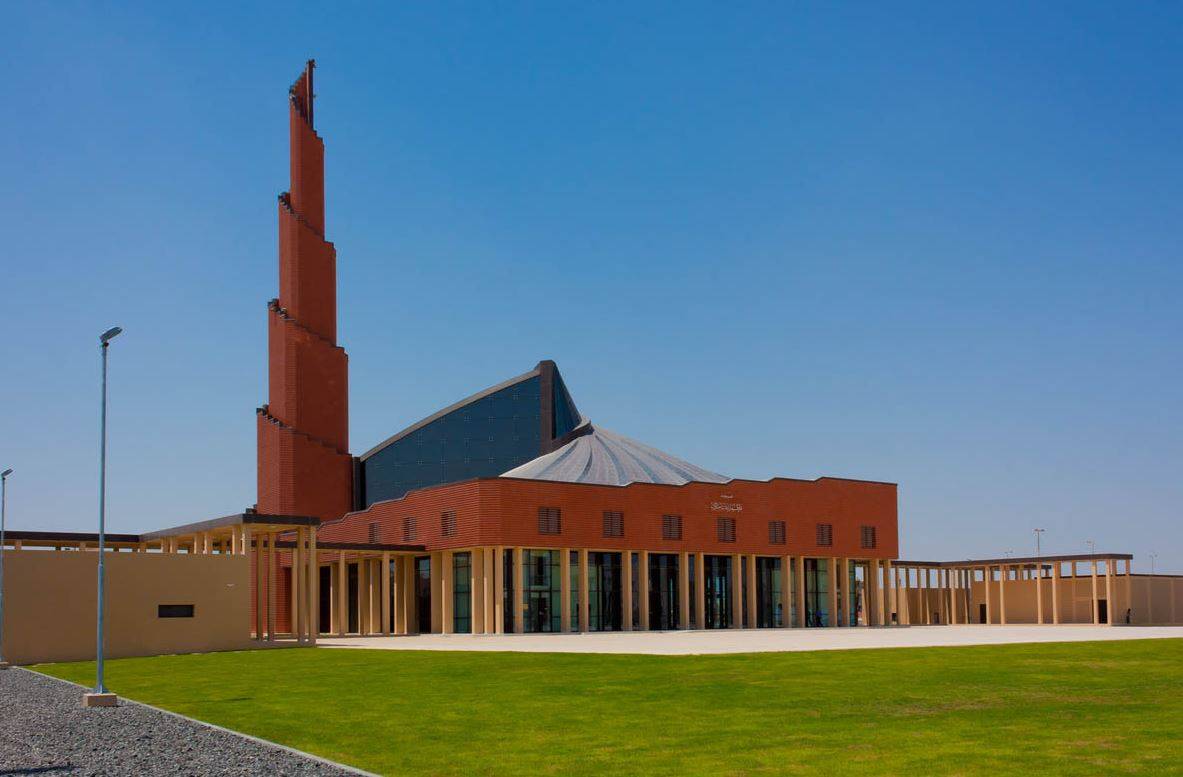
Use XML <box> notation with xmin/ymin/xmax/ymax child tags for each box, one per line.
<box><xmin>316</xmin><ymin>624</ymin><xmax>1183</xmax><ymax>655</ymax></box>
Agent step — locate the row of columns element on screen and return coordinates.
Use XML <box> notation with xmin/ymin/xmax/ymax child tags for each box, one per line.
<box><xmin>331</xmin><ymin>548</ymin><xmax>901</xmax><ymax>635</ymax></box>
<box><xmin>891</xmin><ymin>559</ymin><xmax>1133</xmax><ymax>626</ymax></box>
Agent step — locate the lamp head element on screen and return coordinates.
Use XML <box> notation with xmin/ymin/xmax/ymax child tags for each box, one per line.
<box><xmin>100</xmin><ymin>326</ymin><xmax>123</xmax><ymax>345</ymax></box>
<box><xmin>1</xmin><ymin>468</ymin><xmax>11</xmax><ymax>479</ymax></box>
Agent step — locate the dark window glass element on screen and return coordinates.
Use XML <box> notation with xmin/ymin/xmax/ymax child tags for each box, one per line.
<box><xmin>602</xmin><ymin>511</ymin><xmax>624</xmax><ymax>538</ymax></box>
<box><xmin>769</xmin><ymin>521</ymin><xmax>786</xmax><ymax>545</ymax></box>
<box><xmin>502</xmin><ymin>549</ymin><xmax>515</xmax><ymax>633</ymax></box>
<box><xmin>717</xmin><ymin>517</ymin><xmax>736</xmax><ymax>543</ymax></box>
<box><xmin>360</xmin><ymin>376</ymin><xmax>543</xmax><ymax>506</ymax></box>
<box><xmin>703</xmin><ymin>555</ymin><xmax>733</xmax><ymax>628</ymax></box>
<box><xmin>647</xmin><ymin>554</ymin><xmax>680</xmax><ymax>630</ymax></box>
<box><xmin>453</xmin><ymin>552</ymin><xmax>471</xmax><ymax>633</ymax></box>
<box><xmin>157</xmin><ymin>604</ymin><xmax>194</xmax><ymax>618</ymax></box>
<box><xmin>523</xmin><ymin>550</ymin><xmax>561</xmax><ymax>633</ymax></box>
<box><xmin>588</xmin><ymin>552</ymin><xmax>623</xmax><ymax>631</ymax></box>
<box><xmin>804</xmin><ymin>558</ymin><xmax>830</xmax><ymax>627</ymax></box>
<box><xmin>570</xmin><ymin>550</ymin><xmax>580</xmax><ymax>631</ymax></box>
<box><xmin>816</xmin><ymin>523</ymin><xmax>833</xmax><ymax>547</ymax></box>
<box><xmin>860</xmin><ymin>525</ymin><xmax>877</xmax><ymax>549</ymax></box>
<box><xmin>415</xmin><ymin>556</ymin><xmax>431</xmax><ymax>633</ymax></box>
<box><xmin>755</xmin><ymin>557</ymin><xmax>783</xmax><ymax>627</ymax></box>
<box><xmin>441</xmin><ymin>511</ymin><xmax>457</xmax><ymax>537</ymax></box>
<box><xmin>538</xmin><ymin>507</ymin><xmax>561</xmax><ymax>535</ymax></box>
<box><xmin>551</xmin><ymin>371</ymin><xmax>581</xmax><ymax>441</ymax></box>
<box><xmin>662</xmin><ymin>515</ymin><xmax>682</xmax><ymax>540</ymax></box>
<box><xmin>348</xmin><ymin>562</ymin><xmax>359</xmax><ymax>633</ymax></box>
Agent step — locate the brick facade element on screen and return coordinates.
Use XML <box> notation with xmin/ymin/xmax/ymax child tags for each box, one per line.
<box><xmin>319</xmin><ymin>476</ymin><xmax>898</xmax><ymax>559</ymax></box>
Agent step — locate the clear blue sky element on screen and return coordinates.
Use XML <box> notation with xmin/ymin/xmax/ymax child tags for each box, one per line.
<box><xmin>2</xmin><ymin>3</ymin><xmax>1180</xmax><ymax>570</ymax></box>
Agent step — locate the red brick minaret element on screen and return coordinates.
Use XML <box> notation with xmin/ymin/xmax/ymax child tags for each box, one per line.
<box><xmin>256</xmin><ymin>60</ymin><xmax>352</xmax><ymax>521</ymax></box>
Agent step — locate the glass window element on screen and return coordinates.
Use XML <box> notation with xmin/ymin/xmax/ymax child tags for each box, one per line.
<box><xmin>647</xmin><ymin>554</ymin><xmax>680</xmax><ymax>630</ymax></box>
<box><xmin>588</xmin><ymin>552</ymin><xmax>623</xmax><ymax>631</ymax></box>
<box><xmin>703</xmin><ymin>555</ymin><xmax>733</xmax><ymax>629</ymax></box>
<box><xmin>502</xmin><ymin>549</ymin><xmax>515</xmax><ymax>633</ymax></box>
<box><xmin>569</xmin><ymin>550</ymin><xmax>580</xmax><ymax>631</ymax></box>
<box><xmin>523</xmin><ymin>550</ymin><xmax>561</xmax><ymax>633</ymax></box>
<box><xmin>756</xmin><ymin>557</ymin><xmax>783</xmax><ymax>627</ymax></box>
<box><xmin>804</xmin><ymin>558</ymin><xmax>829</xmax><ymax>627</ymax></box>
<box><xmin>452</xmin><ymin>552</ymin><xmax>471</xmax><ymax>633</ymax></box>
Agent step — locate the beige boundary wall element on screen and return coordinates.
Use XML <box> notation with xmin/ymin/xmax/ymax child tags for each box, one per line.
<box><xmin>901</xmin><ymin>571</ymin><xmax>1183</xmax><ymax>626</ymax></box>
<box><xmin>1</xmin><ymin>549</ymin><xmax>252</xmax><ymax>664</ymax></box>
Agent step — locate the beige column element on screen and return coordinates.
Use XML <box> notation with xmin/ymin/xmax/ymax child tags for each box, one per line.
<box><xmin>560</xmin><ymin>548</ymin><xmax>572</xmax><ymax>632</ymax></box>
<box><xmin>1105</xmin><ymin>560</ymin><xmax>1115</xmax><ymax>626</ymax></box>
<box><xmin>679</xmin><ymin>552</ymin><xmax>691</xmax><ymax>629</ymax></box>
<box><xmin>289</xmin><ymin>534</ymin><xmax>299</xmax><ymax>639</ymax></box>
<box><xmin>266</xmin><ymin>533</ymin><xmax>276</xmax><ymax>640</ymax></box>
<box><xmin>1036</xmin><ymin>563</ymin><xmax>1044</xmax><ymax>624</ymax></box>
<box><xmin>437</xmin><ymin>548</ymin><xmax>449</xmax><ymax>633</ymax></box>
<box><xmin>890</xmin><ymin>563</ymin><xmax>900</xmax><ymax>625</ymax></box>
<box><xmin>579</xmin><ymin>549</ymin><xmax>590</xmax><ymax>633</ymax></box>
<box><xmin>695</xmin><ymin>552</ymin><xmax>707</xmax><ymax>629</ymax></box>
<box><xmin>979</xmin><ymin>562</ymin><xmax>988</xmax><ymax>624</ymax></box>
<box><xmin>253</xmin><ymin>534</ymin><xmax>265</xmax><ymax>639</ymax></box>
<box><xmin>1051</xmin><ymin>561</ymin><xmax>1061</xmax><ymax>624</ymax></box>
<box><xmin>484</xmin><ymin>548</ymin><xmax>497</xmax><ymax>634</ymax></box>
<box><xmin>947</xmin><ymin>567</ymin><xmax>957</xmax><ymax>626</ymax></box>
<box><xmin>391</xmin><ymin>556</ymin><xmax>404</xmax><ymax>634</ymax></box>
<box><xmin>381</xmin><ymin>551</ymin><xmax>392</xmax><ymax>635</ymax></box>
<box><xmin>827</xmin><ymin>558</ymin><xmax>838</xmax><ymax>627</ymax></box>
<box><xmin>336</xmin><ymin>553</ymin><xmax>347</xmax><ymax>635</ymax></box>
<box><xmin>471</xmin><ymin>549</ymin><xmax>486</xmax><ymax>635</ymax></box>
<box><xmin>870</xmin><ymin>558</ymin><xmax>880</xmax><ymax>624</ymax></box>
<box><xmin>294</xmin><ymin>529</ymin><xmax>307</xmax><ymax>641</ymax></box>
<box><xmin>494</xmin><ymin>547</ymin><xmax>505</xmax><ymax>634</ymax></box>
<box><xmin>795</xmin><ymin>557</ymin><xmax>806</xmax><ymax>627</ymax></box>
<box><xmin>1091</xmin><ymin>560</ymin><xmax>1100</xmax><ymax>625</ymax></box>
<box><xmin>357</xmin><ymin>555</ymin><xmax>369</xmax><ymax>634</ymax></box>
<box><xmin>425</xmin><ymin>552</ymin><xmax>438</xmax><ymax>633</ymax></box>
<box><xmin>638</xmin><ymin>550</ymin><xmax>650</xmax><ymax>630</ymax></box>
<box><xmin>310</xmin><ymin>529</ymin><xmax>320</xmax><ymax>641</ymax></box>
<box><xmin>1124</xmin><ymin>560</ymin><xmax>1132</xmax><ymax>625</ymax></box>
<box><xmin>730</xmin><ymin>553</ymin><xmax>743</xmax><ymax>629</ymax></box>
<box><xmin>403</xmin><ymin>556</ymin><xmax>417</xmax><ymax>634</ymax></box>
<box><xmin>512</xmin><ymin>547</ymin><xmax>523</xmax><ymax>634</ymax></box>
<box><xmin>999</xmin><ymin>564</ymin><xmax>1008</xmax><ymax>626</ymax></box>
<box><xmin>621</xmin><ymin>551</ymin><xmax>634</xmax><ymax>631</ymax></box>
<box><xmin>745</xmin><ymin>555</ymin><xmax>758</xmax><ymax>628</ymax></box>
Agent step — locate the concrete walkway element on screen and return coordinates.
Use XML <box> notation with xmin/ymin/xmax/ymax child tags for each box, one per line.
<box><xmin>317</xmin><ymin>625</ymin><xmax>1183</xmax><ymax>655</ymax></box>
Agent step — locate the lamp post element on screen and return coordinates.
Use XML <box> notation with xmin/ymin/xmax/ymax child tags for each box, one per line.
<box><xmin>1033</xmin><ymin>528</ymin><xmax>1045</xmax><ymax>557</ymax></box>
<box><xmin>0</xmin><ymin>468</ymin><xmax>12</xmax><ymax>670</ymax></box>
<box><xmin>1149</xmin><ymin>554</ymin><xmax>1157</xmax><ymax>576</ymax></box>
<box><xmin>84</xmin><ymin>326</ymin><xmax>121</xmax><ymax>708</ymax></box>
<box><xmin>1086</xmin><ymin>539</ymin><xmax>1096</xmax><ymax>556</ymax></box>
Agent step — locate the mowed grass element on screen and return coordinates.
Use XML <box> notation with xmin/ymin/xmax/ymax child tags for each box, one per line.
<box><xmin>32</xmin><ymin>638</ymin><xmax>1183</xmax><ymax>776</ymax></box>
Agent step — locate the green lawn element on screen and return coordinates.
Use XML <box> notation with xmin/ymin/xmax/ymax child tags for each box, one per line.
<box><xmin>32</xmin><ymin>639</ymin><xmax>1183</xmax><ymax>775</ymax></box>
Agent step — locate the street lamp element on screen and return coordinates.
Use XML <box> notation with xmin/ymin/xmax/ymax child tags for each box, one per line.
<box><xmin>84</xmin><ymin>326</ymin><xmax>122</xmax><ymax>708</ymax></box>
<box><xmin>0</xmin><ymin>468</ymin><xmax>12</xmax><ymax>670</ymax></box>
<box><xmin>1033</xmin><ymin>528</ymin><xmax>1045</xmax><ymax>557</ymax></box>
<box><xmin>1086</xmin><ymin>539</ymin><xmax>1096</xmax><ymax>556</ymax></box>
<box><xmin>1149</xmin><ymin>554</ymin><xmax>1157</xmax><ymax>576</ymax></box>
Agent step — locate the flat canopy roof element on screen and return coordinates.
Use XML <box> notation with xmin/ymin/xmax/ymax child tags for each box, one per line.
<box><xmin>3</xmin><ymin>530</ymin><xmax>142</xmax><ymax>545</ymax></box>
<box><xmin>896</xmin><ymin>552</ymin><xmax>1133</xmax><ymax>568</ymax></box>
<box><xmin>138</xmin><ymin>512</ymin><xmax>319</xmax><ymax>541</ymax></box>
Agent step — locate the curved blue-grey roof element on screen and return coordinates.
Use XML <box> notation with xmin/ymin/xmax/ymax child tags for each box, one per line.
<box><xmin>501</xmin><ymin>424</ymin><xmax>728</xmax><ymax>487</ymax></box>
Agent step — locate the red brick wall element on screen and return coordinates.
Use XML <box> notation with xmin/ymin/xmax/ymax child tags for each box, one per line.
<box><xmin>320</xmin><ymin>476</ymin><xmax>898</xmax><ymax>559</ymax></box>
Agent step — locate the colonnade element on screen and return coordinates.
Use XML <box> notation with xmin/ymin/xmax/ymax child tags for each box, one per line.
<box><xmin>891</xmin><ymin>558</ymin><xmax>1133</xmax><ymax>625</ymax></box>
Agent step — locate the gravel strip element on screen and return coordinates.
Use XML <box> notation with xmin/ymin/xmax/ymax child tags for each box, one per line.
<box><xmin>0</xmin><ymin>668</ymin><xmax>359</xmax><ymax>776</ymax></box>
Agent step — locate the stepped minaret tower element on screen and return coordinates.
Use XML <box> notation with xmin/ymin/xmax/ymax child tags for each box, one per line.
<box><xmin>256</xmin><ymin>60</ymin><xmax>352</xmax><ymax>521</ymax></box>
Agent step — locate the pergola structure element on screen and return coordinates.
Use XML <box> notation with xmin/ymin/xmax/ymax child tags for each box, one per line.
<box><xmin>892</xmin><ymin>553</ymin><xmax>1134</xmax><ymax>626</ymax></box>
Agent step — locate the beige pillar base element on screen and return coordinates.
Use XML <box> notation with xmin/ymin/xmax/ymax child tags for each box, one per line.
<box><xmin>82</xmin><ymin>692</ymin><xmax>118</xmax><ymax>708</ymax></box>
